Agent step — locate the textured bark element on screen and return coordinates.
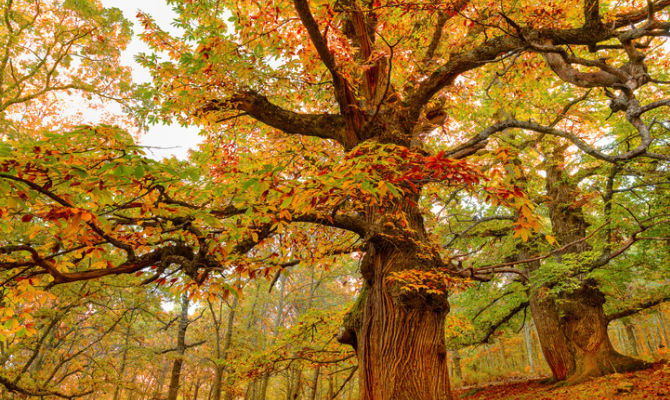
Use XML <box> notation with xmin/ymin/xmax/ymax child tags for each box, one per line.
<box><xmin>342</xmin><ymin>242</ymin><xmax>452</xmax><ymax>400</ymax></box>
<box><xmin>530</xmin><ymin>290</ymin><xmax>573</xmax><ymax>380</ymax></box>
<box><xmin>656</xmin><ymin>311</ymin><xmax>670</xmax><ymax>349</ymax></box>
<box><xmin>332</xmin><ymin>192</ymin><xmax>454</xmax><ymax>400</ymax></box>
<box><xmin>526</xmin><ymin>146</ymin><xmax>649</xmax><ymax>383</ymax></box>
<box><xmin>531</xmin><ymin>283</ymin><xmax>647</xmax><ymax>383</ymax></box>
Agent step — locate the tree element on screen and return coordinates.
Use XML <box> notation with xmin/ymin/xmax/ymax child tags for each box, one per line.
<box><xmin>2</xmin><ymin>1</ymin><xmax>670</xmax><ymax>399</ymax></box>
<box><xmin>443</xmin><ymin>137</ymin><xmax>668</xmax><ymax>382</ymax></box>
<box><xmin>136</xmin><ymin>1</ymin><xmax>669</xmax><ymax>398</ymax></box>
<box><xmin>205</xmin><ymin>291</ymin><xmax>238</xmax><ymax>400</ymax></box>
<box><xmin>0</xmin><ymin>0</ymin><xmax>133</xmax><ymax>133</ymax></box>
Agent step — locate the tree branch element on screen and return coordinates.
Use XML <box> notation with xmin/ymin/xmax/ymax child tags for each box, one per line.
<box><xmin>1</xmin><ymin>244</ymin><xmax>195</xmax><ymax>284</ymax></box>
<box><xmin>607</xmin><ymin>297</ymin><xmax>670</xmax><ymax>322</ymax></box>
<box><xmin>448</xmin><ymin>118</ymin><xmax>668</xmax><ymax>163</ymax></box>
<box><xmin>292</xmin><ymin>0</ymin><xmax>363</xmax><ymax>144</ymax></box>
<box><xmin>0</xmin><ymin>375</ymin><xmax>92</xmax><ymax>399</ymax></box>
<box><xmin>405</xmin><ymin>0</ymin><xmax>670</xmax><ymax>122</ymax></box>
<box><xmin>481</xmin><ymin>301</ymin><xmax>529</xmax><ymax>343</ymax></box>
<box><xmin>203</xmin><ymin>90</ymin><xmax>349</xmax><ymax>147</ymax></box>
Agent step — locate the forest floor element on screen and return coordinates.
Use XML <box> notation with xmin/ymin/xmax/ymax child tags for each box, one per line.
<box><xmin>456</xmin><ymin>361</ymin><xmax>670</xmax><ymax>399</ymax></box>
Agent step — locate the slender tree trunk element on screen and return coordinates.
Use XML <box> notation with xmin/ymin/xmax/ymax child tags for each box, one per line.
<box><xmin>255</xmin><ymin>276</ymin><xmax>287</xmax><ymax>400</ymax></box>
<box><xmin>523</xmin><ymin>322</ymin><xmax>536</xmax><ymax>374</ymax></box>
<box><xmin>610</xmin><ymin>323</ymin><xmax>626</xmax><ymax>353</ymax></box>
<box><xmin>644</xmin><ymin>324</ymin><xmax>656</xmax><ymax>354</ymax></box>
<box><xmin>113</xmin><ymin>310</ymin><xmax>135</xmax><ymax>400</ymax></box>
<box><xmin>450</xmin><ymin>350</ymin><xmax>462</xmax><ymax>381</ymax></box>
<box><xmin>258</xmin><ymin>376</ymin><xmax>269</xmax><ymax>400</ymax></box>
<box><xmin>244</xmin><ymin>379</ymin><xmax>257</xmax><ymax>400</ymax></box>
<box><xmin>650</xmin><ymin>314</ymin><xmax>665</xmax><ymax>351</ymax></box>
<box><xmin>210</xmin><ymin>295</ymin><xmax>238</xmax><ymax>400</ymax></box>
<box><xmin>211</xmin><ymin>366</ymin><xmax>225</xmax><ymax>400</ymax></box>
<box><xmin>152</xmin><ymin>363</ymin><xmax>169</xmax><ymax>400</ymax></box>
<box><xmin>308</xmin><ymin>366</ymin><xmax>320</xmax><ymax>400</ymax></box>
<box><xmin>328</xmin><ymin>374</ymin><xmax>334</xmax><ymax>399</ymax></box>
<box><xmin>622</xmin><ymin>320</ymin><xmax>639</xmax><ymax>356</ymax></box>
<box><xmin>497</xmin><ymin>338</ymin><xmax>507</xmax><ymax>371</ymax></box>
<box><xmin>209</xmin><ymin>296</ymin><xmax>224</xmax><ymax>400</ymax></box>
<box><xmin>221</xmin><ymin>296</ymin><xmax>239</xmax><ymax>400</ymax></box>
<box><xmin>167</xmin><ymin>294</ymin><xmax>190</xmax><ymax>400</ymax></box>
<box><xmin>193</xmin><ymin>377</ymin><xmax>201</xmax><ymax>400</ymax></box>
<box><xmin>286</xmin><ymin>364</ymin><xmax>302</xmax><ymax>400</ymax></box>
<box><xmin>338</xmin><ymin>242</ymin><xmax>452</xmax><ymax>400</ymax></box>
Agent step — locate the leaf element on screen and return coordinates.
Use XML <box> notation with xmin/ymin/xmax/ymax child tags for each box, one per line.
<box><xmin>546</xmin><ymin>235</ymin><xmax>557</xmax><ymax>245</ymax></box>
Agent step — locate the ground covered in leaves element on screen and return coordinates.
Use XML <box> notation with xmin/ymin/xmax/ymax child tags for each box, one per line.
<box><xmin>456</xmin><ymin>361</ymin><xmax>670</xmax><ymax>399</ymax></box>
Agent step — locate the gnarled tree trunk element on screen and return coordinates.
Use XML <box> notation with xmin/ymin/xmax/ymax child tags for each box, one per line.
<box><xmin>339</xmin><ymin>239</ymin><xmax>452</xmax><ymax>400</ymax></box>
<box><xmin>531</xmin><ymin>282</ymin><xmax>646</xmax><ymax>383</ymax></box>
<box><xmin>529</xmin><ymin>144</ymin><xmax>647</xmax><ymax>383</ymax></box>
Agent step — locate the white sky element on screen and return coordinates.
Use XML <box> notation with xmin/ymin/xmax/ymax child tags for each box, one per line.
<box><xmin>100</xmin><ymin>0</ymin><xmax>202</xmax><ymax>160</ymax></box>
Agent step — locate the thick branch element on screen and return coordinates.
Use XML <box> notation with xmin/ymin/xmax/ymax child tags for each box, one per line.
<box><xmin>540</xmin><ymin>47</ymin><xmax>622</xmax><ymax>88</ymax></box>
<box><xmin>423</xmin><ymin>1</ymin><xmax>471</xmax><ymax>61</ymax></box>
<box><xmin>0</xmin><ymin>375</ymin><xmax>91</xmax><ymax>399</ymax></box>
<box><xmin>607</xmin><ymin>297</ymin><xmax>670</xmax><ymax>322</ymax></box>
<box><xmin>1</xmin><ymin>244</ymin><xmax>194</xmax><ymax>284</ymax></box>
<box><xmin>293</xmin><ymin>0</ymin><xmax>362</xmax><ymax>144</ymax></box>
<box><xmin>443</xmin><ymin>215</ymin><xmax>515</xmax><ymax>248</ymax></box>
<box><xmin>449</xmin><ymin>119</ymin><xmax>668</xmax><ymax>163</ymax></box>
<box><xmin>407</xmin><ymin>34</ymin><xmax>524</xmax><ymax>121</ymax></box>
<box><xmin>203</xmin><ymin>90</ymin><xmax>348</xmax><ymax>147</ymax></box>
<box><xmin>292</xmin><ymin>213</ymin><xmax>367</xmax><ymax>237</ymax></box>
<box><xmin>406</xmin><ymin>0</ymin><xmax>670</xmax><ymax>121</ymax></box>
<box><xmin>157</xmin><ymin>339</ymin><xmax>207</xmax><ymax>354</ymax></box>
<box><xmin>583</xmin><ymin>0</ymin><xmax>601</xmax><ymax>28</ymax></box>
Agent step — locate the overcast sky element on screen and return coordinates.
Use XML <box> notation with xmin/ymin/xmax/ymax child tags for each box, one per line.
<box><xmin>100</xmin><ymin>0</ymin><xmax>202</xmax><ymax>160</ymax></box>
